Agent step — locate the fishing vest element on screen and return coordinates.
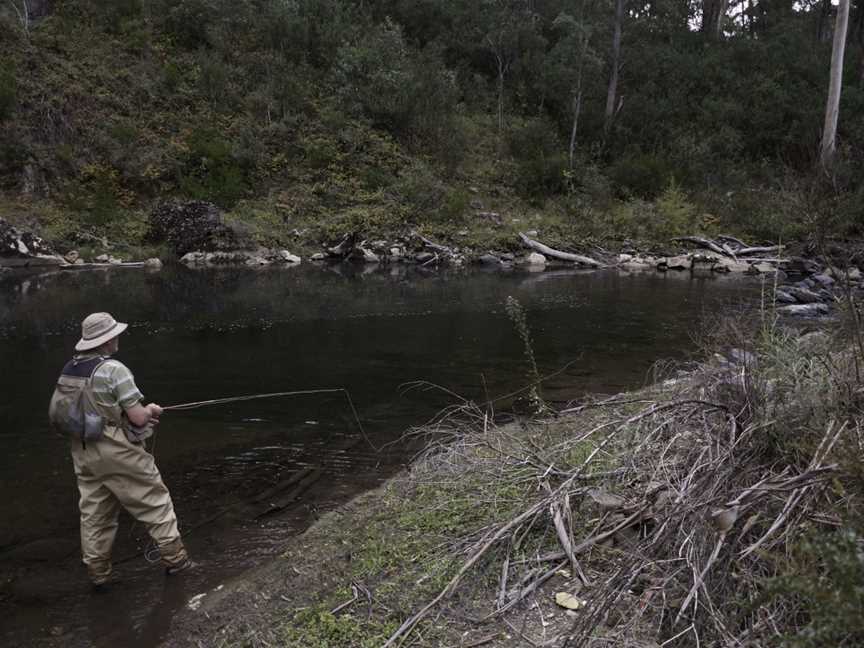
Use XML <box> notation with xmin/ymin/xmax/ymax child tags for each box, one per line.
<box><xmin>48</xmin><ymin>356</ymin><xmax>125</xmax><ymax>447</ymax></box>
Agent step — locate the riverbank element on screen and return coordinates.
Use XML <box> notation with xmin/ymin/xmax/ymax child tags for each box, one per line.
<box><xmin>162</xmin><ymin>311</ymin><xmax>864</xmax><ymax>648</ymax></box>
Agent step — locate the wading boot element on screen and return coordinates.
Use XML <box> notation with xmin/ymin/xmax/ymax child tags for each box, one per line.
<box><xmin>89</xmin><ymin>568</ymin><xmax>120</xmax><ymax>594</ymax></box>
<box><xmin>161</xmin><ymin>537</ymin><xmax>195</xmax><ymax>576</ymax></box>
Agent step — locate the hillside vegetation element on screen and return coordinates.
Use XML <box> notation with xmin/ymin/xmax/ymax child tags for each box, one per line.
<box><xmin>1</xmin><ymin>0</ymin><xmax>863</xmax><ymax>257</ymax></box>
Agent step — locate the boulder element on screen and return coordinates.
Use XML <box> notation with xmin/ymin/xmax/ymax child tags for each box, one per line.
<box><xmin>94</xmin><ymin>254</ymin><xmax>109</xmax><ymax>263</ymax></box>
<box><xmin>180</xmin><ymin>248</ymin><xmax>301</xmax><ymax>267</ymax></box>
<box><xmin>526</xmin><ymin>252</ymin><xmax>547</xmax><ymax>266</ymax></box>
<box><xmin>64</xmin><ymin>250</ymin><xmax>80</xmax><ymax>264</ymax></box>
<box><xmin>310</xmin><ymin>252</ymin><xmax>326</xmax><ymax>261</ymax></box>
<box><xmin>148</xmin><ymin>201</ymin><xmax>245</xmax><ymax>256</ymax></box>
<box><xmin>777</xmin><ymin>303</ymin><xmax>829</xmax><ymax>317</ymax></box>
<box><xmin>774</xmin><ymin>290</ymin><xmax>796</xmax><ymax>304</ymax></box>
<box><xmin>355</xmin><ymin>247</ymin><xmax>379</xmax><ymax>263</ymax></box>
<box><xmin>658</xmin><ymin>255</ymin><xmax>690</xmax><ymax>271</ymax></box>
<box><xmin>712</xmin><ymin>258</ymin><xmax>752</xmax><ymax>273</ymax></box>
<box><xmin>477</xmin><ymin>253</ymin><xmax>501</xmax><ymax>265</ymax></box>
<box><xmin>278</xmin><ymin>250</ymin><xmax>301</xmax><ymax>264</ymax></box>
<box><xmin>144</xmin><ymin>258</ymin><xmax>163</xmax><ymax>270</ymax></box>
<box><xmin>785</xmin><ymin>286</ymin><xmax>823</xmax><ymax>304</ymax></box>
<box><xmin>812</xmin><ymin>273</ymin><xmax>835</xmax><ymax>287</ymax></box>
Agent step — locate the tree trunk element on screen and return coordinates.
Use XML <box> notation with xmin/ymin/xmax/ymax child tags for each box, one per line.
<box><xmin>820</xmin><ymin>0</ymin><xmax>851</xmax><ymax>171</ymax></box>
<box><xmin>702</xmin><ymin>0</ymin><xmax>727</xmax><ymax>39</ymax></box>
<box><xmin>569</xmin><ymin>86</ymin><xmax>582</xmax><ymax>169</ymax></box>
<box><xmin>604</xmin><ymin>0</ymin><xmax>624</xmax><ymax>136</ymax></box>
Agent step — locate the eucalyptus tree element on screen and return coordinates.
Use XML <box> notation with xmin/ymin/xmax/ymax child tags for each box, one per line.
<box><xmin>820</xmin><ymin>0</ymin><xmax>851</xmax><ymax>171</ymax></box>
<box><xmin>5</xmin><ymin>0</ymin><xmax>29</xmax><ymax>36</ymax></box>
<box><xmin>550</xmin><ymin>8</ymin><xmax>601</xmax><ymax>166</ymax></box>
<box><xmin>604</xmin><ymin>0</ymin><xmax>625</xmax><ymax>136</ymax></box>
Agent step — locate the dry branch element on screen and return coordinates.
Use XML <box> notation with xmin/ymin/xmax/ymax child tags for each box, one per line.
<box><xmin>518</xmin><ymin>233</ymin><xmax>603</xmax><ymax>267</ymax></box>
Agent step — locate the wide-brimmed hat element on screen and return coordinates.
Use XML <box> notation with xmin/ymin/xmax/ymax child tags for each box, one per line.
<box><xmin>75</xmin><ymin>312</ymin><xmax>128</xmax><ymax>352</ymax></box>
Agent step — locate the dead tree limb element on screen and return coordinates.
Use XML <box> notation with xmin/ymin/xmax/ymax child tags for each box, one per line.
<box><xmin>671</xmin><ymin>236</ymin><xmax>731</xmax><ymax>257</ymax></box>
<box><xmin>518</xmin><ymin>233</ymin><xmax>603</xmax><ymax>267</ymax></box>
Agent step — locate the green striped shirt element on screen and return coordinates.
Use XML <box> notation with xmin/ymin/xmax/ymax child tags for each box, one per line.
<box><xmin>75</xmin><ymin>353</ymin><xmax>144</xmax><ymax>410</ymax></box>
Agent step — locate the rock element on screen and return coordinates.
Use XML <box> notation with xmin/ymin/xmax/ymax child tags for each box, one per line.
<box><xmin>94</xmin><ymin>254</ymin><xmax>109</xmax><ymax>263</ymax></box>
<box><xmin>777</xmin><ymin>303</ymin><xmax>829</xmax><ymax>317</ymax></box>
<box><xmin>618</xmin><ymin>253</ymin><xmax>633</xmax><ymax>263</ymax></box>
<box><xmin>750</xmin><ymin>262</ymin><xmax>779</xmax><ymax>274</ymax></box>
<box><xmin>278</xmin><ymin>250</ymin><xmax>301</xmax><ymax>264</ymax></box>
<box><xmin>148</xmin><ymin>200</ymin><xmax>245</xmax><ymax>256</ymax></box>
<box><xmin>0</xmin><ymin>218</ymin><xmax>64</xmax><ymax>267</ymax></box>
<box><xmin>64</xmin><ymin>250</ymin><xmax>79</xmax><ymax>264</ymax></box>
<box><xmin>786</xmin><ymin>286</ymin><xmax>823</xmax><ymax>304</ymax></box>
<box><xmin>525</xmin><ymin>230</ymin><xmax>538</xmax><ymax>237</ymax></box>
<box><xmin>658</xmin><ymin>255</ymin><xmax>690</xmax><ymax>271</ymax></box>
<box><xmin>786</xmin><ymin>257</ymin><xmax>821</xmax><ymax>276</ymax></box>
<box><xmin>357</xmin><ymin>248</ymin><xmax>379</xmax><ymax>263</ymax></box>
<box><xmin>415</xmin><ymin>252</ymin><xmax>435</xmax><ymax>264</ymax></box>
<box><xmin>108</xmin><ymin>256</ymin><xmax>122</xmax><ymax>265</ymax></box>
<box><xmin>774</xmin><ymin>290</ymin><xmax>796</xmax><ymax>304</ymax></box>
<box><xmin>712</xmin><ymin>258</ymin><xmax>751</xmax><ymax>273</ymax></box>
<box><xmin>73</xmin><ymin>258</ymin><xmax>84</xmax><ymax>265</ymax></box>
<box><xmin>526</xmin><ymin>252</ymin><xmax>547</xmax><ymax>266</ymax></box>
<box><xmin>144</xmin><ymin>258</ymin><xmax>163</xmax><ymax>270</ymax></box>
<box><xmin>182</xmin><ymin>248</ymin><xmax>305</xmax><ymax>267</ymax></box>
<box><xmin>477</xmin><ymin>253</ymin><xmax>501</xmax><ymax>266</ymax></box>
<box><xmin>389</xmin><ymin>247</ymin><xmax>402</xmax><ymax>259</ymax></box>
<box><xmin>310</xmin><ymin>252</ymin><xmax>326</xmax><ymax>261</ymax></box>
<box><xmin>456</xmin><ymin>230</ymin><xmax>469</xmax><ymax>237</ymax></box>
<box><xmin>180</xmin><ymin>252</ymin><xmax>205</xmax><ymax>265</ymax></box>
<box><xmin>812</xmin><ymin>273</ymin><xmax>835</xmax><ymax>287</ymax></box>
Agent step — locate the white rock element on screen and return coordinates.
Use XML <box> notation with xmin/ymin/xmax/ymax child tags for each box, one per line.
<box><xmin>180</xmin><ymin>252</ymin><xmax>207</xmax><ymax>265</ymax></box>
<box><xmin>526</xmin><ymin>252</ymin><xmax>547</xmax><ymax>266</ymax></box>
<box><xmin>659</xmin><ymin>255</ymin><xmax>690</xmax><ymax>270</ymax></box>
<box><xmin>311</xmin><ymin>252</ymin><xmax>326</xmax><ymax>261</ymax></box>
<box><xmin>617</xmin><ymin>253</ymin><xmax>633</xmax><ymax>263</ymax></box>
<box><xmin>278</xmin><ymin>250</ymin><xmax>301</xmax><ymax>264</ymax></box>
<box><xmin>144</xmin><ymin>258</ymin><xmax>163</xmax><ymax>269</ymax></box>
<box><xmin>778</xmin><ymin>303</ymin><xmax>829</xmax><ymax>316</ymax></box>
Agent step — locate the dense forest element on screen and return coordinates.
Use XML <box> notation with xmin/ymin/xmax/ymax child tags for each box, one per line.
<box><xmin>1</xmin><ymin>0</ymin><xmax>862</xmax><ymax>254</ymax></box>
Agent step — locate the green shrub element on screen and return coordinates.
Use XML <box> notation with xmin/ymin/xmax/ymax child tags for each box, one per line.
<box><xmin>509</xmin><ymin>118</ymin><xmax>568</xmax><ymax>201</ymax></box>
<box><xmin>610</xmin><ymin>152</ymin><xmax>674</xmax><ymax>199</ymax></box>
<box><xmin>0</xmin><ymin>66</ymin><xmax>16</xmax><ymax>122</ymax></box>
<box><xmin>652</xmin><ymin>179</ymin><xmax>698</xmax><ymax>238</ymax></box>
<box><xmin>768</xmin><ymin>531</ymin><xmax>864</xmax><ymax>648</ymax></box>
<box><xmin>178</xmin><ymin>128</ymin><xmax>250</xmax><ymax>207</ymax></box>
<box><xmin>333</xmin><ymin>18</ymin><xmax>414</xmax><ymax>131</ymax></box>
<box><xmin>437</xmin><ymin>187</ymin><xmax>471</xmax><ymax>223</ymax></box>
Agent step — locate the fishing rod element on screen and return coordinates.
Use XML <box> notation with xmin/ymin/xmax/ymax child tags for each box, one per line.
<box><xmin>160</xmin><ymin>387</ymin><xmax>376</xmax><ymax>451</ymax></box>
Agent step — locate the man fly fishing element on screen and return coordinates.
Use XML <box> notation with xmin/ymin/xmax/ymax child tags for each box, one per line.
<box><xmin>49</xmin><ymin>312</ymin><xmax>193</xmax><ymax>589</ymax></box>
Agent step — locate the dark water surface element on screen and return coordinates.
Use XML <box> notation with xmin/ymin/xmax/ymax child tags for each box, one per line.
<box><xmin>0</xmin><ymin>263</ymin><xmax>759</xmax><ymax>647</ymax></box>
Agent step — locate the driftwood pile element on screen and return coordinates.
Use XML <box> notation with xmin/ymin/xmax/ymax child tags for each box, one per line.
<box><xmin>382</xmin><ymin>346</ymin><xmax>855</xmax><ymax>647</ymax></box>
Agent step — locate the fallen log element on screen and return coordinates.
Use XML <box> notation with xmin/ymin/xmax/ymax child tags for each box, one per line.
<box><xmin>671</xmin><ymin>236</ymin><xmax>730</xmax><ymax>257</ymax></box>
<box><xmin>736</xmin><ymin>245</ymin><xmax>782</xmax><ymax>256</ymax></box>
<box><xmin>58</xmin><ymin>261</ymin><xmax>149</xmax><ymax>270</ymax></box>
<box><xmin>517</xmin><ymin>233</ymin><xmax>602</xmax><ymax>267</ymax></box>
<box><xmin>414</xmin><ymin>232</ymin><xmax>454</xmax><ymax>256</ymax></box>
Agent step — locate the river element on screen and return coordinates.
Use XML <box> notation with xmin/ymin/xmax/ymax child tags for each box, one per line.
<box><xmin>0</xmin><ymin>263</ymin><xmax>759</xmax><ymax>647</ymax></box>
